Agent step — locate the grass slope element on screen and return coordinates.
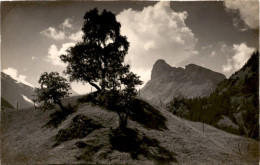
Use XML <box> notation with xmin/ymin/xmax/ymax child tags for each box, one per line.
<box><xmin>1</xmin><ymin>97</ymin><xmax>258</xmax><ymax>164</ymax></box>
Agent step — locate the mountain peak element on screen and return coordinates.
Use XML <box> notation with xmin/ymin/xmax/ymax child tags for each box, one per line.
<box><xmin>151</xmin><ymin>59</ymin><xmax>173</xmax><ymax>80</ymax></box>
<box><xmin>154</xmin><ymin>59</ymin><xmax>167</xmax><ymax>65</ymax></box>
<box><xmin>185</xmin><ymin>63</ymin><xmax>202</xmax><ymax>69</ymax></box>
<box><xmin>142</xmin><ymin>59</ymin><xmax>226</xmax><ymax>104</ymax></box>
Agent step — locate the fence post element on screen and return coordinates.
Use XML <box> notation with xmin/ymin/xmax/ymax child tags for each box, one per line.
<box><xmin>238</xmin><ymin>142</ymin><xmax>241</xmax><ymax>154</ymax></box>
<box><xmin>17</xmin><ymin>101</ymin><xmax>18</xmax><ymax>110</ymax></box>
<box><xmin>247</xmin><ymin>143</ymin><xmax>249</xmax><ymax>153</ymax></box>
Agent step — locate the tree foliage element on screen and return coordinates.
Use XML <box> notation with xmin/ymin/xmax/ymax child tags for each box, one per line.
<box><xmin>60</xmin><ymin>8</ymin><xmax>130</xmax><ymax>92</ymax></box>
<box><xmin>60</xmin><ymin>8</ymin><xmax>143</xmax><ymax>131</ymax></box>
<box><xmin>166</xmin><ymin>95</ymin><xmax>190</xmax><ymax>118</ymax></box>
<box><xmin>35</xmin><ymin>72</ymin><xmax>71</xmax><ymax>112</ymax></box>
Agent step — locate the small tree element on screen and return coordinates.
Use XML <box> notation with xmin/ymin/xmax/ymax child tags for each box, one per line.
<box><xmin>119</xmin><ymin>72</ymin><xmax>143</xmax><ymax>130</ymax></box>
<box><xmin>60</xmin><ymin>8</ymin><xmax>129</xmax><ymax>92</ymax></box>
<box><xmin>167</xmin><ymin>95</ymin><xmax>189</xmax><ymax>118</ymax></box>
<box><xmin>60</xmin><ymin>8</ymin><xmax>143</xmax><ymax>131</ymax></box>
<box><xmin>35</xmin><ymin>72</ymin><xmax>71</xmax><ymax>112</ymax></box>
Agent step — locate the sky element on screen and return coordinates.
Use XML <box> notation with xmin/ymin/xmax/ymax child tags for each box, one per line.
<box><xmin>1</xmin><ymin>1</ymin><xmax>259</xmax><ymax>95</ymax></box>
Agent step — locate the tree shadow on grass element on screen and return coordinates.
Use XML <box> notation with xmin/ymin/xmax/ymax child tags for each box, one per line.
<box><xmin>109</xmin><ymin>128</ymin><xmax>177</xmax><ymax>164</ymax></box>
<box><xmin>43</xmin><ymin>104</ymin><xmax>77</xmax><ymax>128</ymax></box>
<box><xmin>129</xmin><ymin>98</ymin><xmax>167</xmax><ymax>130</ymax></box>
<box><xmin>78</xmin><ymin>93</ymin><xmax>168</xmax><ymax>130</ymax></box>
<box><xmin>53</xmin><ymin>114</ymin><xmax>103</xmax><ymax>147</ymax></box>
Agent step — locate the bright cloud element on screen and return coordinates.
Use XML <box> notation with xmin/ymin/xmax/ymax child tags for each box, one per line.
<box><xmin>31</xmin><ymin>56</ymin><xmax>38</xmax><ymax>61</ymax></box>
<box><xmin>117</xmin><ymin>1</ymin><xmax>197</xmax><ymax>84</ymax></box>
<box><xmin>46</xmin><ymin>43</ymin><xmax>76</xmax><ymax>67</ymax></box>
<box><xmin>3</xmin><ymin>67</ymin><xmax>34</xmax><ymax>87</ymax></box>
<box><xmin>224</xmin><ymin>0</ymin><xmax>259</xmax><ymax>29</ymax></box>
<box><xmin>40</xmin><ymin>27</ymin><xmax>65</xmax><ymax>40</ymax></box>
<box><xmin>211</xmin><ymin>51</ymin><xmax>216</xmax><ymax>57</ymax></box>
<box><xmin>223</xmin><ymin>42</ymin><xmax>255</xmax><ymax>73</ymax></box>
<box><xmin>71</xmin><ymin>82</ymin><xmax>92</xmax><ymax>95</ymax></box>
<box><xmin>69</xmin><ymin>30</ymin><xmax>84</xmax><ymax>42</ymax></box>
<box><xmin>60</xmin><ymin>18</ymin><xmax>73</xmax><ymax>29</ymax></box>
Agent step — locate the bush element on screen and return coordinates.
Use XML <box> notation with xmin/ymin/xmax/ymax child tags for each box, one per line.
<box><xmin>167</xmin><ymin>95</ymin><xmax>190</xmax><ymax>118</ymax></box>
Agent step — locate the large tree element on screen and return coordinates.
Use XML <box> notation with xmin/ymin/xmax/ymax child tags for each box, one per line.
<box><xmin>60</xmin><ymin>8</ymin><xmax>129</xmax><ymax>92</ymax></box>
<box><xmin>35</xmin><ymin>72</ymin><xmax>71</xmax><ymax>112</ymax></box>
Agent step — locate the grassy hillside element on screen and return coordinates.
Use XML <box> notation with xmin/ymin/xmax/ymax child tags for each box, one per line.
<box><xmin>1</xmin><ymin>95</ymin><xmax>258</xmax><ymax>164</ymax></box>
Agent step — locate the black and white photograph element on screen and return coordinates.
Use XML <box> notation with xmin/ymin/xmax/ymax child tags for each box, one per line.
<box><xmin>1</xmin><ymin>0</ymin><xmax>259</xmax><ymax>164</ymax></box>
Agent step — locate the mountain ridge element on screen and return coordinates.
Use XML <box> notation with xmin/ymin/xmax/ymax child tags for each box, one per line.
<box><xmin>141</xmin><ymin>60</ymin><xmax>226</xmax><ymax>104</ymax></box>
<box><xmin>1</xmin><ymin>72</ymin><xmax>79</xmax><ymax>110</ymax></box>
<box><xmin>1</xmin><ymin>72</ymin><xmax>35</xmax><ymax>109</ymax></box>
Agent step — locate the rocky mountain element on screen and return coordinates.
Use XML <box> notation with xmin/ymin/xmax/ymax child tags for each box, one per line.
<box><xmin>141</xmin><ymin>59</ymin><xmax>225</xmax><ymax>104</ymax></box>
<box><xmin>1</xmin><ymin>72</ymin><xmax>36</xmax><ymax>109</ymax></box>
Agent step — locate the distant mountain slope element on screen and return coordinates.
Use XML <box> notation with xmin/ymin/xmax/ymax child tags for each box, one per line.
<box><xmin>1</xmin><ymin>97</ymin><xmax>14</xmax><ymax>109</ymax></box>
<box><xmin>141</xmin><ymin>59</ymin><xmax>225</xmax><ymax>104</ymax></box>
<box><xmin>1</xmin><ymin>72</ymin><xmax>35</xmax><ymax>109</ymax></box>
<box><xmin>1</xmin><ymin>72</ymin><xmax>79</xmax><ymax>110</ymax></box>
<box><xmin>174</xmin><ymin>51</ymin><xmax>259</xmax><ymax>140</ymax></box>
<box><xmin>209</xmin><ymin>51</ymin><xmax>259</xmax><ymax>139</ymax></box>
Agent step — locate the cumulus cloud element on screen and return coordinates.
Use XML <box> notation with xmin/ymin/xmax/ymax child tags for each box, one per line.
<box><xmin>46</xmin><ymin>43</ymin><xmax>76</xmax><ymax>67</ymax></box>
<box><xmin>60</xmin><ymin>18</ymin><xmax>73</xmax><ymax>29</ymax></box>
<box><xmin>40</xmin><ymin>27</ymin><xmax>65</xmax><ymax>40</ymax></box>
<box><xmin>3</xmin><ymin>67</ymin><xmax>34</xmax><ymax>87</ymax></box>
<box><xmin>223</xmin><ymin>42</ymin><xmax>255</xmax><ymax>72</ymax></box>
<box><xmin>71</xmin><ymin>82</ymin><xmax>92</xmax><ymax>95</ymax></box>
<box><xmin>41</xmin><ymin>18</ymin><xmax>84</xmax><ymax>42</ymax></box>
<box><xmin>117</xmin><ymin>1</ymin><xmax>197</xmax><ymax>84</ymax></box>
<box><xmin>211</xmin><ymin>51</ymin><xmax>216</xmax><ymax>57</ymax></box>
<box><xmin>202</xmin><ymin>44</ymin><xmax>213</xmax><ymax>50</ymax></box>
<box><xmin>69</xmin><ymin>30</ymin><xmax>84</xmax><ymax>42</ymax></box>
<box><xmin>224</xmin><ymin>0</ymin><xmax>259</xmax><ymax>29</ymax></box>
<box><xmin>31</xmin><ymin>56</ymin><xmax>38</xmax><ymax>61</ymax></box>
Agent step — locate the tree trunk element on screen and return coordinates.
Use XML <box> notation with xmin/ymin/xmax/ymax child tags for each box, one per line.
<box><xmin>87</xmin><ymin>80</ymin><xmax>101</xmax><ymax>92</ymax></box>
<box><xmin>56</xmin><ymin>99</ymin><xmax>65</xmax><ymax>113</ymax></box>
<box><xmin>118</xmin><ymin>111</ymin><xmax>128</xmax><ymax>132</ymax></box>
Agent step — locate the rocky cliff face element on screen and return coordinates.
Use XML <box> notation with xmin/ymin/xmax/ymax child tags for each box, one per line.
<box><xmin>141</xmin><ymin>59</ymin><xmax>226</xmax><ymax>104</ymax></box>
